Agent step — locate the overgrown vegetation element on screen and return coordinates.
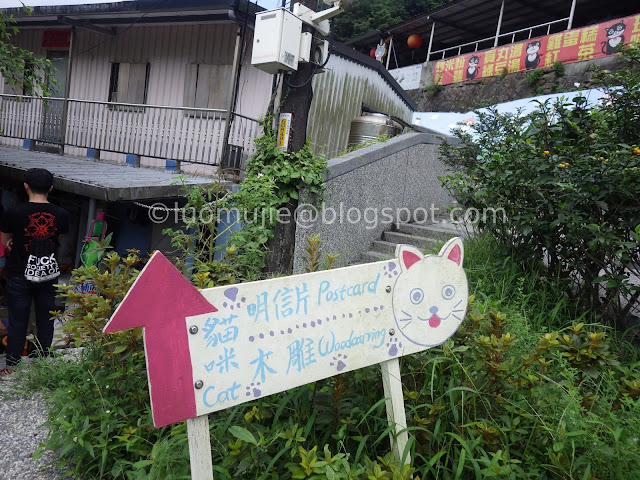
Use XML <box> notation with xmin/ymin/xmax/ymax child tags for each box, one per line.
<box><xmin>341</xmin><ymin>134</ymin><xmax>392</xmax><ymax>155</ymax></box>
<box><xmin>552</xmin><ymin>60</ymin><xmax>566</xmax><ymax>77</ymax></box>
<box><xmin>1</xmin><ymin>8</ymin><xmax>52</xmax><ymax>96</ymax></box>
<box><xmin>9</xmin><ymin>233</ymin><xmax>638</xmax><ymax>479</ymax></box>
<box><xmin>423</xmin><ymin>81</ymin><xmax>445</xmax><ymax>96</ymax></box>
<box><xmin>440</xmin><ymin>43</ymin><xmax>640</xmax><ymax>326</ymax></box>
<box><xmin>525</xmin><ymin>68</ymin><xmax>545</xmax><ymax>94</ymax></box>
<box><xmin>163</xmin><ymin>118</ymin><xmax>326</xmax><ymax>282</ymax></box>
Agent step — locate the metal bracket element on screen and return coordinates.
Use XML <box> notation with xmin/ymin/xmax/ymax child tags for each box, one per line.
<box><xmin>292</xmin><ymin>2</ymin><xmax>343</xmax><ymax>37</ymax></box>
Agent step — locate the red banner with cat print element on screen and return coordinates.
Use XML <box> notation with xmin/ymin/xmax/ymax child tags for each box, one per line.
<box><xmin>433</xmin><ymin>13</ymin><xmax>640</xmax><ymax>85</ymax></box>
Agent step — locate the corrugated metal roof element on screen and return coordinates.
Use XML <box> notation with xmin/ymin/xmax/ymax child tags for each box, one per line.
<box><xmin>1</xmin><ymin>0</ymin><xmax>259</xmax><ymax>29</ymax></box>
<box><xmin>0</xmin><ymin>147</ymin><xmax>213</xmax><ymax>201</ymax></box>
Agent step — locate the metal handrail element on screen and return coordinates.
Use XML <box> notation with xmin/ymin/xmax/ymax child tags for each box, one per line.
<box><xmin>0</xmin><ymin>95</ymin><xmax>258</xmax><ymax>122</ymax></box>
<box><xmin>430</xmin><ymin>17</ymin><xmax>570</xmax><ymax>60</ymax></box>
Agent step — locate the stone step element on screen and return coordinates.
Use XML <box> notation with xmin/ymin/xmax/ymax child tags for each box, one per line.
<box><xmin>360</xmin><ymin>250</ymin><xmax>392</xmax><ymax>263</ymax></box>
<box><xmin>370</xmin><ymin>240</ymin><xmax>398</xmax><ymax>255</ymax></box>
<box><xmin>396</xmin><ymin>221</ymin><xmax>468</xmax><ymax>240</ymax></box>
<box><xmin>382</xmin><ymin>231</ymin><xmax>440</xmax><ymax>250</ymax></box>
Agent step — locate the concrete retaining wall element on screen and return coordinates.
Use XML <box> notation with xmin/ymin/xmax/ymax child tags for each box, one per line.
<box><xmin>292</xmin><ymin>132</ymin><xmax>459</xmax><ymax>272</ymax></box>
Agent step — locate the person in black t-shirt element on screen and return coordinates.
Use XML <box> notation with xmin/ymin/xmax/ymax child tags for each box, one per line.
<box><xmin>0</xmin><ymin>169</ymin><xmax>69</xmax><ymax>373</ymax></box>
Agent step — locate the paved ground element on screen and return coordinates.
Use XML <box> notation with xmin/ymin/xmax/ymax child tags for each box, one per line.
<box><xmin>0</xmin><ymin>358</ymin><xmax>68</xmax><ymax>480</ymax></box>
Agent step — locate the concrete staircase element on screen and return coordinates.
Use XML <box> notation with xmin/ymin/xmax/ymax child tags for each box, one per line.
<box><xmin>361</xmin><ymin>217</ymin><xmax>470</xmax><ymax>263</ymax></box>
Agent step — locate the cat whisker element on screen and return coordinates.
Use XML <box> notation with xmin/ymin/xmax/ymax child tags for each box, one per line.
<box><xmin>453</xmin><ymin>299</ymin><xmax>463</xmax><ymax>308</ymax></box>
<box><xmin>400</xmin><ymin>321</ymin><xmax>412</xmax><ymax>330</ymax></box>
<box><xmin>398</xmin><ymin>310</ymin><xmax>412</xmax><ymax>322</ymax></box>
<box><xmin>451</xmin><ymin>313</ymin><xmax>462</xmax><ymax>321</ymax></box>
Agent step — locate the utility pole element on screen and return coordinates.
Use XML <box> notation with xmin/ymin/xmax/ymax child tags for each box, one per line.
<box><xmin>265</xmin><ymin>0</ymin><xmax>318</xmax><ymax>275</ymax></box>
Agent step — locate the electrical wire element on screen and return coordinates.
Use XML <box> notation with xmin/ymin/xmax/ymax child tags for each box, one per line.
<box><xmin>284</xmin><ymin>61</ymin><xmax>319</xmax><ymax>89</ymax></box>
<box><xmin>284</xmin><ymin>23</ymin><xmax>333</xmax><ymax>89</ymax></box>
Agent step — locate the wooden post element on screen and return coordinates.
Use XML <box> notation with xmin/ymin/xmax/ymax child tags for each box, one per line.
<box><xmin>380</xmin><ymin>357</ymin><xmax>411</xmax><ymax>465</ymax></box>
<box><xmin>187</xmin><ymin>416</ymin><xmax>214</xmax><ymax>480</ymax></box>
<box><xmin>265</xmin><ymin>0</ymin><xmax>317</xmax><ymax>275</ymax></box>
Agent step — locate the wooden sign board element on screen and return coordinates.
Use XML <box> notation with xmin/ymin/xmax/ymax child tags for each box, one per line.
<box><xmin>188</xmin><ymin>238</ymin><xmax>467</xmax><ymax>416</ymax></box>
<box><xmin>105</xmin><ymin>238</ymin><xmax>468</xmax><ymax>478</ymax></box>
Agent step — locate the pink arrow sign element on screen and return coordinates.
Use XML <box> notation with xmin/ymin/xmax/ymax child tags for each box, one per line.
<box><xmin>103</xmin><ymin>251</ymin><xmax>217</xmax><ymax>427</ymax></box>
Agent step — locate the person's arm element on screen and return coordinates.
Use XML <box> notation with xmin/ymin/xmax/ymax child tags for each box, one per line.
<box><xmin>0</xmin><ymin>232</ymin><xmax>12</xmax><ymax>253</ymax></box>
<box><xmin>1</xmin><ymin>208</ymin><xmax>15</xmax><ymax>253</ymax></box>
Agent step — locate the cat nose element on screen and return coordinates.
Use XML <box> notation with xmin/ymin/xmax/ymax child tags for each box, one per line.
<box><xmin>429</xmin><ymin>306</ymin><xmax>439</xmax><ymax>314</ymax></box>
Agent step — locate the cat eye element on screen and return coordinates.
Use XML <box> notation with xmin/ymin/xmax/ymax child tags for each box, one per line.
<box><xmin>442</xmin><ymin>285</ymin><xmax>456</xmax><ymax>300</ymax></box>
<box><xmin>410</xmin><ymin>288</ymin><xmax>424</xmax><ymax>305</ymax></box>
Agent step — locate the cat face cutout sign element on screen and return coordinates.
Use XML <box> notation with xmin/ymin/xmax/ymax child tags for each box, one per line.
<box><xmin>105</xmin><ymin>238</ymin><xmax>469</xmax><ymax>427</ymax></box>
<box><xmin>393</xmin><ymin>241</ymin><xmax>467</xmax><ymax>347</ymax></box>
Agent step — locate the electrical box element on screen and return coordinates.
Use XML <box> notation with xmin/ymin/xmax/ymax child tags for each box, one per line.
<box><xmin>299</xmin><ymin>33</ymin><xmax>329</xmax><ymax>70</ymax></box>
<box><xmin>314</xmin><ymin>39</ymin><xmax>329</xmax><ymax>68</ymax></box>
<box><xmin>299</xmin><ymin>32</ymin><xmax>312</xmax><ymax>63</ymax></box>
<box><xmin>252</xmin><ymin>8</ymin><xmax>303</xmax><ymax>74</ymax></box>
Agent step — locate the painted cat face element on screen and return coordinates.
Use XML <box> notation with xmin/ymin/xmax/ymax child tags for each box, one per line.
<box><xmin>526</xmin><ymin>42</ymin><xmax>541</xmax><ymax>54</ymax></box>
<box><xmin>468</xmin><ymin>56</ymin><xmax>480</xmax><ymax>67</ymax></box>
<box><xmin>392</xmin><ymin>238</ymin><xmax>468</xmax><ymax>347</ymax></box>
<box><xmin>606</xmin><ymin>22</ymin><xmax>625</xmax><ymax>38</ymax></box>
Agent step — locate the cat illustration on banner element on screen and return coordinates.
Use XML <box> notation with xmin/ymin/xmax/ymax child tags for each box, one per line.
<box><xmin>525</xmin><ymin>41</ymin><xmax>542</xmax><ymax>70</ymax></box>
<box><xmin>392</xmin><ymin>238</ymin><xmax>468</xmax><ymax>347</ymax></box>
<box><xmin>601</xmin><ymin>21</ymin><xmax>625</xmax><ymax>55</ymax></box>
<box><xmin>466</xmin><ymin>56</ymin><xmax>480</xmax><ymax>80</ymax></box>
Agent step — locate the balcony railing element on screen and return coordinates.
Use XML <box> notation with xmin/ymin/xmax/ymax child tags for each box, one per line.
<box><xmin>428</xmin><ymin>17</ymin><xmax>570</xmax><ymax>60</ymax></box>
<box><xmin>0</xmin><ymin>94</ymin><xmax>261</xmax><ymax>168</ymax></box>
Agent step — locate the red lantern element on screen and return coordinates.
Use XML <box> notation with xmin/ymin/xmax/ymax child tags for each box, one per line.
<box><xmin>369</xmin><ymin>47</ymin><xmax>376</xmax><ymax>58</ymax></box>
<box><xmin>407</xmin><ymin>34</ymin><xmax>423</xmax><ymax>49</ymax></box>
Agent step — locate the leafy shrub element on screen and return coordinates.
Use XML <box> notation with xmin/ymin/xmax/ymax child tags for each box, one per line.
<box><xmin>440</xmin><ymin>44</ymin><xmax>640</xmax><ymax>325</ymax></box>
<box><xmin>163</xmin><ymin>118</ymin><xmax>326</xmax><ymax>281</ymax></box>
<box><xmin>404</xmin><ymin>304</ymin><xmax>640</xmax><ymax>479</ymax></box>
<box><xmin>526</xmin><ymin>68</ymin><xmax>544</xmax><ymax>86</ymax></box>
<box><xmin>424</xmin><ymin>81</ymin><xmax>444</xmax><ymax>95</ymax></box>
<box><xmin>18</xmin><ymin>234</ymin><xmax>640</xmax><ymax>479</ymax></box>
<box><xmin>552</xmin><ymin>60</ymin><xmax>565</xmax><ymax>77</ymax></box>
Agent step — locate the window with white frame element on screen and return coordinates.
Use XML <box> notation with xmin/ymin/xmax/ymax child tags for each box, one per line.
<box><xmin>183</xmin><ymin>63</ymin><xmax>233</xmax><ymax>111</ymax></box>
<box><xmin>108</xmin><ymin>62</ymin><xmax>150</xmax><ymax>104</ymax></box>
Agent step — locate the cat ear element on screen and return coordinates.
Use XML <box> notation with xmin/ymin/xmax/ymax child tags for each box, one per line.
<box><xmin>439</xmin><ymin>237</ymin><xmax>464</xmax><ymax>266</ymax></box>
<box><xmin>396</xmin><ymin>244</ymin><xmax>424</xmax><ymax>271</ymax></box>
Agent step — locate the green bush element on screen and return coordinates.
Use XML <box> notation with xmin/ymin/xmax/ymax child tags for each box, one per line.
<box><xmin>403</xmin><ymin>305</ymin><xmax>640</xmax><ymax>479</ymax></box>
<box><xmin>552</xmin><ymin>60</ymin><xmax>565</xmax><ymax>77</ymax></box>
<box><xmin>163</xmin><ymin>118</ymin><xmax>326</xmax><ymax>282</ymax></box>
<box><xmin>440</xmin><ymin>44</ymin><xmax>640</xmax><ymax>326</ymax></box>
<box><xmin>15</xmin><ymin>234</ymin><xmax>639</xmax><ymax>479</ymax></box>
